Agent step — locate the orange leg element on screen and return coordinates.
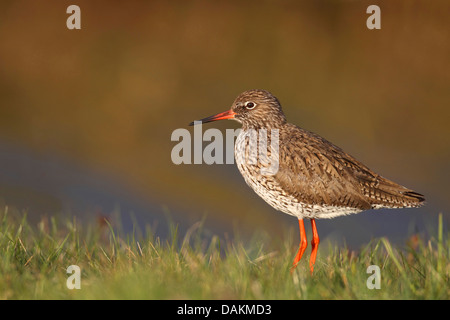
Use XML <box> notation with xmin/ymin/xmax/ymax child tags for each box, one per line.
<box><xmin>290</xmin><ymin>219</ymin><xmax>308</xmax><ymax>272</ymax></box>
<box><xmin>309</xmin><ymin>219</ymin><xmax>320</xmax><ymax>274</ymax></box>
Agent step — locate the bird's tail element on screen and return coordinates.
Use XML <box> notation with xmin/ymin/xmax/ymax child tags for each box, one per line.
<box><xmin>369</xmin><ymin>176</ymin><xmax>425</xmax><ymax>209</ymax></box>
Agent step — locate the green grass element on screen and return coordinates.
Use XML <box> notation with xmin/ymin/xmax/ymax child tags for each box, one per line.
<box><xmin>0</xmin><ymin>207</ymin><xmax>448</xmax><ymax>300</ymax></box>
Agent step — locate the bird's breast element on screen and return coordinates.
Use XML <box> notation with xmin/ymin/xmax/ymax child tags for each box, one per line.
<box><xmin>234</xmin><ymin>129</ymin><xmax>362</xmax><ymax>219</ymax></box>
<box><xmin>234</xmin><ymin>129</ymin><xmax>300</xmax><ymax>216</ymax></box>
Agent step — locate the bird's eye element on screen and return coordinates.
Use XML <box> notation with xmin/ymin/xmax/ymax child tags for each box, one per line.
<box><xmin>245</xmin><ymin>101</ymin><xmax>256</xmax><ymax>110</ymax></box>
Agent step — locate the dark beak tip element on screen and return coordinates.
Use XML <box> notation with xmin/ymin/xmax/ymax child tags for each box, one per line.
<box><xmin>189</xmin><ymin>120</ymin><xmax>201</xmax><ymax>126</ymax></box>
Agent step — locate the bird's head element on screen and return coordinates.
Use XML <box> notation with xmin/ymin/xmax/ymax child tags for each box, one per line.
<box><xmin>189</xmin><ymin>89</ymin><xmax>287</xmax><ymax>130</ymax></box>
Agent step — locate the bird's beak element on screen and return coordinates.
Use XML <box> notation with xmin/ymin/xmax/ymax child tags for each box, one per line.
<box><xmin>189</xmin><ymin>109</ymin><xmax>236</xmax><ymax>126</ymax></box>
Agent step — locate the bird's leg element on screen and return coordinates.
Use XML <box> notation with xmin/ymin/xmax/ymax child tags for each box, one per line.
<box><xmin>290</xmin><ymin>219</ymin><xmax>307</xmax><ymax>272</ymax></box>
<box><xmin>309</xmin><ymin>219</ymin><xmax>320</xmax><ymax>274</ymax></box>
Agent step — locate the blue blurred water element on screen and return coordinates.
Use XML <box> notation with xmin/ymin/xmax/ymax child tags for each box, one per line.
<box><xmin>0</xmin><ymin>140</ymin><xmax>443</xmax><ymax>249</ymax></box>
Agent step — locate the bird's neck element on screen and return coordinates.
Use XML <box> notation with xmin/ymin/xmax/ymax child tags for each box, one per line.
<box><xmin>242</xmin><ymin>120</ymin><xmax>287</xmax><ymax>132</ymax></box>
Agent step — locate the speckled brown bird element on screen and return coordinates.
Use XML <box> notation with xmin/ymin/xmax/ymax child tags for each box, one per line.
<box><xmin>189</xmin><ymin>89</ymin><xmax>425</xmax><ymax>274</ymax></box>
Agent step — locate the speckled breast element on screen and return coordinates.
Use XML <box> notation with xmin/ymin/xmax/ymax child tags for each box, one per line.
<box><xmin>234</xmin><ymin>129</ymin><xmax>362</xmax><ymax>219</ymax></box>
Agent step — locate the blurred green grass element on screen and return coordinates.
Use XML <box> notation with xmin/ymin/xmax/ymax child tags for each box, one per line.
<box><xmin>0</xmin><ymin>206</ymin><xmax>448</xmax><ymax>299</ymax></box>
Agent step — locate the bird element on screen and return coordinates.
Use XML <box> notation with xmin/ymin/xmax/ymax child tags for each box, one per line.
<box><xmin>189</xmin><ymin>89</ymin><xmax>425</xmax><ymax>274</ymax></box>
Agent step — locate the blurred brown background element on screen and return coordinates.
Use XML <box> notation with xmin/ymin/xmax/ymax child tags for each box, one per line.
<box><xmin>0</xmin><ymin>0</ymin><xmax>448</xmax><ymax>246</ymax></box>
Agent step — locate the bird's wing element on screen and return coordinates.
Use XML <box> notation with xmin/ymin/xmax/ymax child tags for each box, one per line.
<box><xmin>273</xmin><ymin>126</ymin><xmax>424</xmax><ymax>211</ymax></box>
